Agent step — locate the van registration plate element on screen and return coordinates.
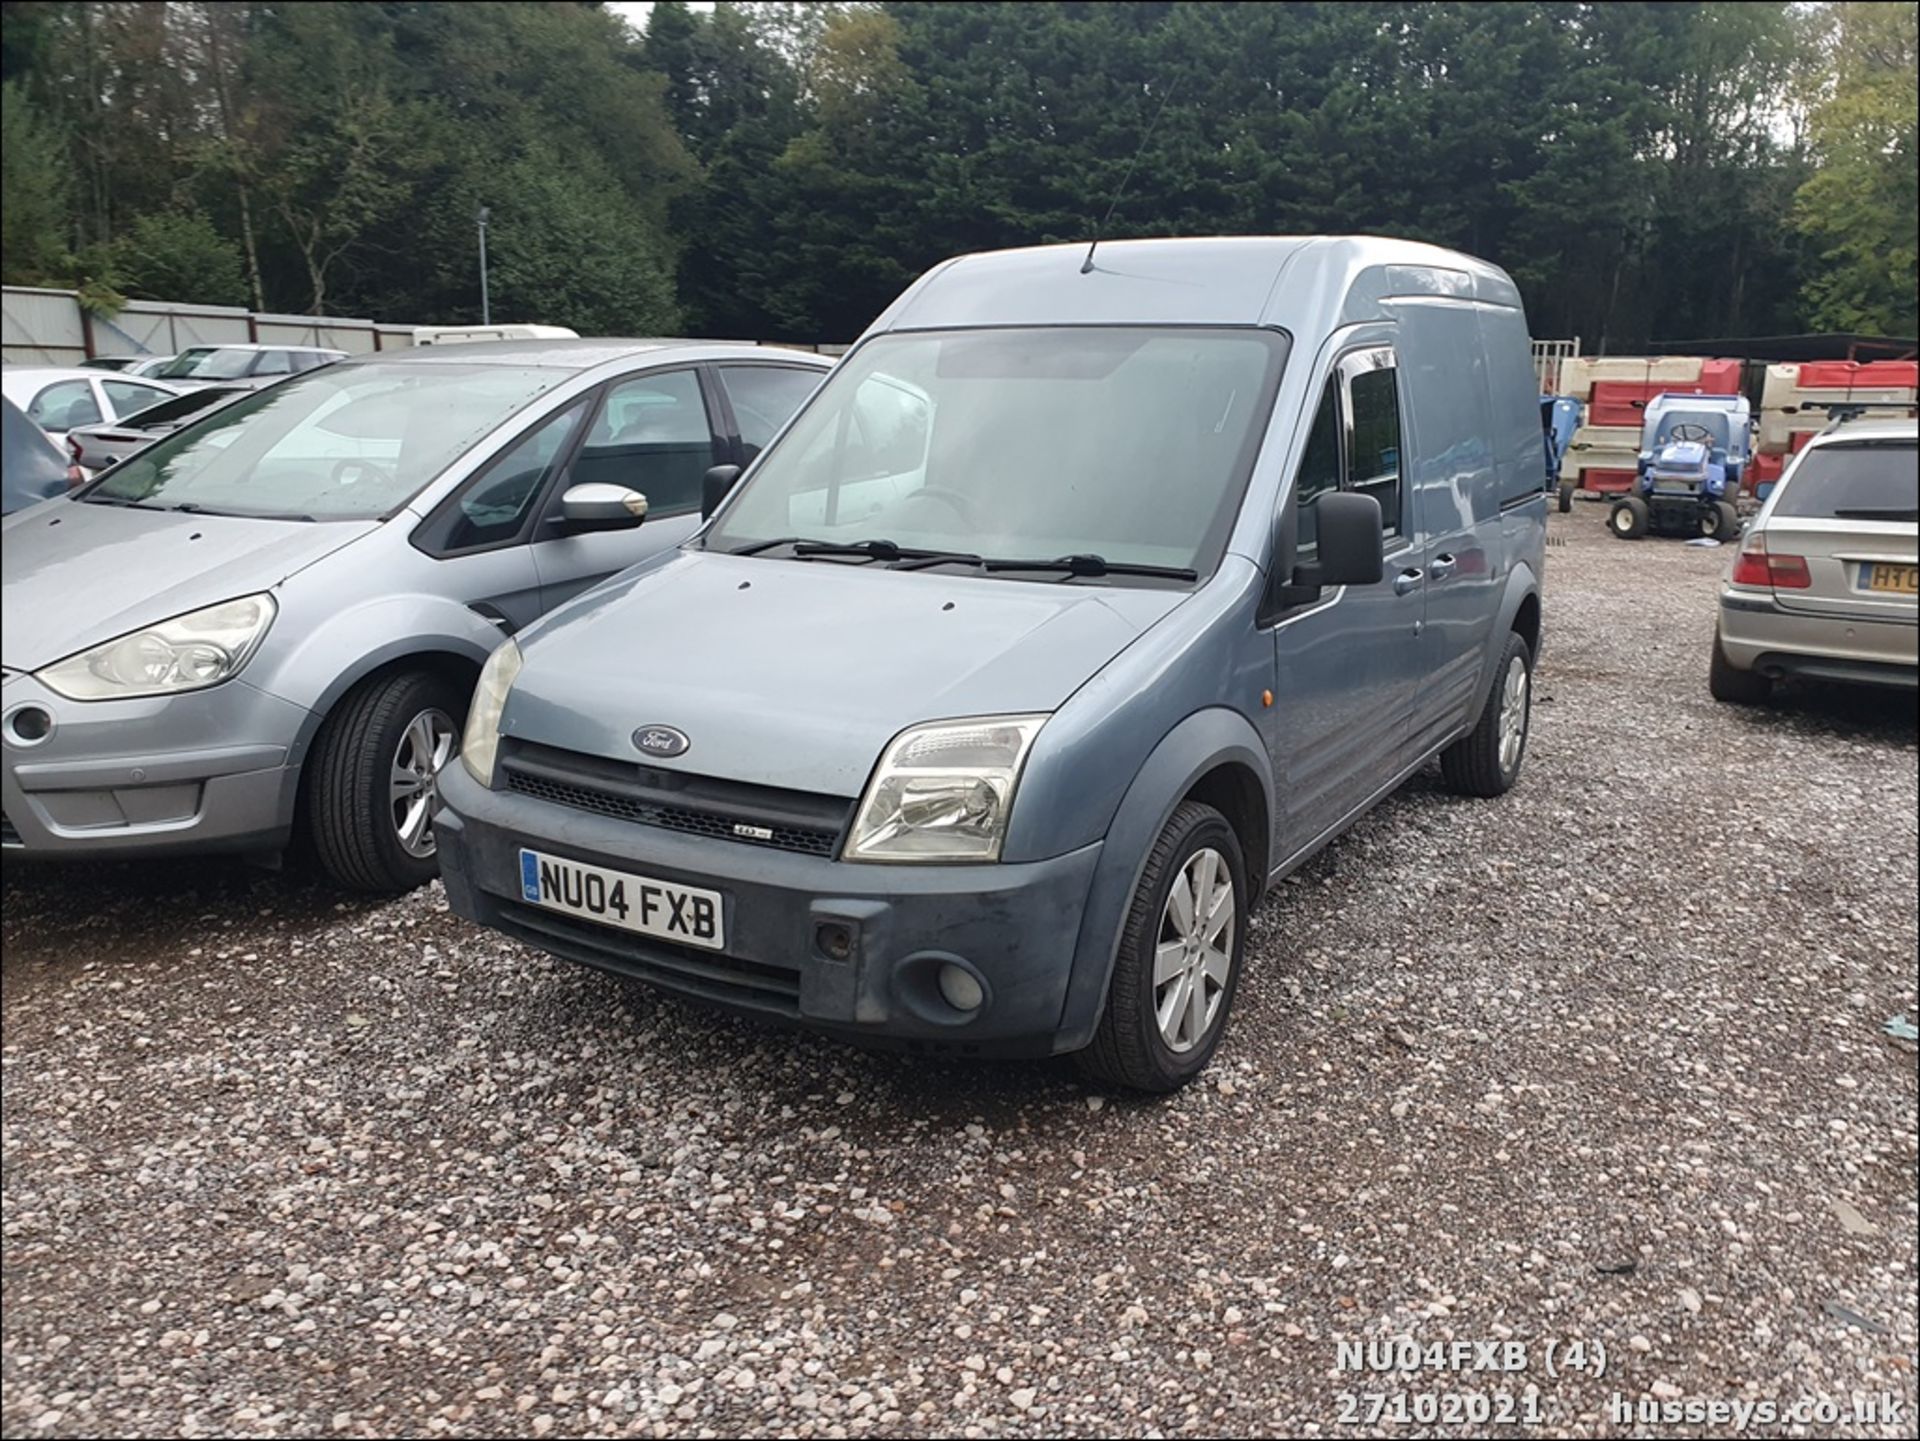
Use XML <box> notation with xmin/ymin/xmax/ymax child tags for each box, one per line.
<box><xmin>1864</xmin><ymin>563</ymin><xmax>1918</xmax><ymax>595</ymax></box>
<box><xmin>519</xmin><ymin>849</ymin><xmax>724</xmax><ymax>950</ymax></box>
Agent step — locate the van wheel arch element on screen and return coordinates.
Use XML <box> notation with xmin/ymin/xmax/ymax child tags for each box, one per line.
<box><xmin>1183</xmin><ymin>761</ymin><xmax>1270</xmax><ymax>903</ymax></box>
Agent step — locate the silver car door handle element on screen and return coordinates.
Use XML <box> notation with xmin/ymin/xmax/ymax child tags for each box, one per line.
<box><xmin>1429</xmin><ymin>553</ymin><xmax>1457</xmax><ymax>579</ymax></box>
<box><xmin>1394</xmin><ymin>568</ymin><xmax>1423</xmax><ymax>596</ymax></box>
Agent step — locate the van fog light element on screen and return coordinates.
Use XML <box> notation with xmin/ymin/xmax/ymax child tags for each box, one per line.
<box><xmin>815</xmin><ymin>922</ymin><xmax>855</xmax><ymax>962</ymax></box>
<box><xmin>938</xmin><ymin>962</ymin><xmax>985</xmax><ymax>1013</ymax></box>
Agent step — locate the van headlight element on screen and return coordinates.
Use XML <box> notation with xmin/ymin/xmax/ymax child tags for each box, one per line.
<box><xmin>846</xmin><ymin>715</ymin><xmax>1047</xmax><ymax>863</ymax></box>
<box><xmin>460</xmin><ymin>639</ymin><xmax>522</xmax><ymax>786</ymax></box>
<box><xmin>36</xmin><ymin>594</ymin><xmax>276</xmax><ymax>700</ymax></box>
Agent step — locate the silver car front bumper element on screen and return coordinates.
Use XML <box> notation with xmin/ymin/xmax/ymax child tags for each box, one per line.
<box><xmin>1</xmin><ymin>670</ymin><xmax>309</xmax><ymax>857</ymax></box>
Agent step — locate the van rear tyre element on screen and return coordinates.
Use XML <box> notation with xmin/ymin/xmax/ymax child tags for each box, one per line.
<box><xmin>1440</xmin><ymin>631</ymin><xmax>1533</xmax><ymax>798</ymax></box>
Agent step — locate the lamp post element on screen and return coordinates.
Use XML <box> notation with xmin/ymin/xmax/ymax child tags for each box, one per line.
<box><xmin>476</xmin><ymin>204</ymin><xmax>491</xmax><ymax>326</ymax></box>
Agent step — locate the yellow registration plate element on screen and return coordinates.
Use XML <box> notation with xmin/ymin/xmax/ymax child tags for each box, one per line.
<box><xmin>1864</xmin><ymin>563</ymin><xmax>1919</xmax><ymax>594</ymax></box>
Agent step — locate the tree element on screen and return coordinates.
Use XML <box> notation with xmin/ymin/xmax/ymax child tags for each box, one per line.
<box><xmin>1</xmin><ymin>79</ymin><xmax>70</xmax><ymax>283</ymax></box>
<box><xmin>1792</xmin><ymin>1</ymin><xmax>1919</xmax><ymax>334</ymax></box>
<box><xmin>112</xmin><ymin>208</ymin><xmax>248</xmax><ymax>304</ymax></box>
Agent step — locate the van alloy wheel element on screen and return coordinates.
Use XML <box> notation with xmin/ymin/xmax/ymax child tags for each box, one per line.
<box><xmin>391</xmin><ymin>708</ymin><xmax>456</xmax><ymax>859</ymax></box>
<box><xmin>1078</xmin><ymin>801</ymin><xmax>1247</xmax><ymax>1093</ymax></box>
<box><xmin>1155</xmin><ymin>846</ymin><xmax>1235</xmax><ymax>1053</ymax></box>
<box><xmin>1498</xmin><ymin>655</ymin><xmax>1529</xmax><ymax>776</ymax></box>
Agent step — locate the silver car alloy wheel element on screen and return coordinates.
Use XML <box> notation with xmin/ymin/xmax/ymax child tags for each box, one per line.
<box><xmin>1498</xmin><ymin>655</ymin><xmax>1529</xmax><ymax>775</ymax></box>
<box><xmin>1154</xmin><ymin>846</ymin><xmax>1235</xmax><ymax>1053</ymax></box>
<box><xmin>391</xmin><ymin>708</ymin><xmax>456</xmax><ymax>859</ymax></box>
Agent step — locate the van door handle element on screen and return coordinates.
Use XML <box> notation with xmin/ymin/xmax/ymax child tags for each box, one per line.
<box><xmin>1393</xmin><ymin>568</ymin><xmax>1423</xmax><ymax>596</ymax></box>
<box><xmin>1429</xmin><ymin>553</ymin><xmax>1458</xmax><ymax>580</ymax></box>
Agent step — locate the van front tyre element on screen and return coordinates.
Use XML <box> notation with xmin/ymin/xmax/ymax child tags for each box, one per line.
<box><xmin>1078</xmin><ymin>801</ymin><xmax>1247</xmax><ymax>1094</ymax></box>
<box><xmin>309</xmin><ymin>670</ymin><xmax>466</xmax><ymax>894</ymax></box>
<box><xmin>1557</xmin><ymin>480</ymin><xmax>1574</xmax><ymax>513</ymax></box>
<box><xmin>1440</xmin><ymin>631</ymin><xmax>1533</xmax><ymax>798</ymax></box>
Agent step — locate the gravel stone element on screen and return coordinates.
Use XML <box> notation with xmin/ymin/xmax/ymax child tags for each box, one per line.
<box><xmin>2</xmin><ymin>514</ymin><xmax>1915</xmax><ymax>1437</ymax></box>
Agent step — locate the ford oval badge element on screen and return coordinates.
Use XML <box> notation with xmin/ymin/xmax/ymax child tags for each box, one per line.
<box><xmin>633</xmin><ymin>725</ymin><xmax>690</xmax><ymax>758</ymax></box>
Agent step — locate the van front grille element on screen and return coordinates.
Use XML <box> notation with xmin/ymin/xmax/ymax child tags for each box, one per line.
<box><xmin>499</xmin><ymin>742</ymin><xmax>848</xmax><ymax>859</ymax></box>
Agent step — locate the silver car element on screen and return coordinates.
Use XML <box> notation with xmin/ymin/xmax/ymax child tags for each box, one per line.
<box><xmin>1</xmin><ymin>340</ymin><xmax>831</xmax><ymax>890</ymax></box>
<box><xmin>1711</xmin><ymin>415</ymin><xmax>1918</xmax><ymax>702</ymax></box>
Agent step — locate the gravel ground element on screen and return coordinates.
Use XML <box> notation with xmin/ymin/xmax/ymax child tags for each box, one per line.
<box><xmin>4</xmin><ymin>511</ymin><xmax>1916</xmax><ymax>1439</ymax></box>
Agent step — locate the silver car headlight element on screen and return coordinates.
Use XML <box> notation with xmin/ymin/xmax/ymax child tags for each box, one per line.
<box><xmin>846</xmin><ymin>715</ymin><xmax>1048</xmax><ymax>863</ymax></box>
<box><xmin>460</xmin><ymin>639</ymin><xmax>523</xmax><ymax>786</ymax></box>
<box><xmin>35</xmin><ymin>593</ymin><xmax>277</xmax><ymax>700</ymax></box>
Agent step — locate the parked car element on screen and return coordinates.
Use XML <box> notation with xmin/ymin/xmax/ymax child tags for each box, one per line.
<box><xmin>124</xmin><ymin>355</ymin><xmax>180</xmax><ymax>378</ymax></box>
<box><xmin>147</xmin><ymin>344</ymin><xmax>347</xmax><ymax>389</ymax></box>
<box><xmin>432</xmin><ymin>236</ymin><xmax>1548</xmax><ymax>1093</ymax></box>
<box><xmin>1710</xmin><ymin>413</ymin><xmax>1917</xmax><ymax>703</ymax></box>
<box><xmin>80</xmin><ymin>356</ymin><xmax>148</xmax><ymax>372</ymax></box>
<box><xmin>0</xmin><ymin>340</ymin><xmax>832</xmax><ymax>889</ymax></box>
<box><xmin>0</xmin><ymin>366</ymin><xmax>181</xmax><ymax>441</ymax></box>
<box><xmin>2</xmin><ymin>398</ymin><xmax>73</xmax><ymax>514</ymax></box>
<box><xmin>63</xmin><ymin>386</ymin><xmax>252</xmax><ymax>473</ymax></box>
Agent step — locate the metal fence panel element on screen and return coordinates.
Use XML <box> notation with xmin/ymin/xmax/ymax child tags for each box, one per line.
<box><xmin>1</xmin><ymin>287</ymin><xmax>90</xmax><ymax>364</ymax></box>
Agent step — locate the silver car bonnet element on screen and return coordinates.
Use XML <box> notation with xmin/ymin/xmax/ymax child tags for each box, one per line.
<box><xmin>502</xmin><ymin>549</ymin><xmax>1190</xmax><ymax>798</ymax></box>
<box><xmin>0</xmin><ymin>499</ymin><xmax>378</xmax><ymax>670</ymax></box>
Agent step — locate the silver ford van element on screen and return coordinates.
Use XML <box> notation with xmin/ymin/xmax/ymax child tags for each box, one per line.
<box><xmin>434</xmin><ymin>237</ymin><xmax>1548</xmax><ymax>1092</ymax></box>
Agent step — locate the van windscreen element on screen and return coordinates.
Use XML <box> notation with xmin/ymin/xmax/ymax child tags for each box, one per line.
<box><xmin>706</xmin><ymin>327</ymin><xmax>1288</xmax><ymax>579</ymax></box>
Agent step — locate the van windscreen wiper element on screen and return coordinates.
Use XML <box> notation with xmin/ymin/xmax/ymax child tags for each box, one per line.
<box><xmin>976</xmin><ymin>553</ymin><xmax>1198</xmax><ymax>581</ymax></box>
<box><xmin>725</xmin><ymin>536</ymin><xmax>985</xmax><ymax>566</ymax></box>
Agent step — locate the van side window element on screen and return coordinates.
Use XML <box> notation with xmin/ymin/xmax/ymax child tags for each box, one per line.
<box><xmin>1294</xmin><ymin>385</ymin><xmax>1341</xmax><ymax>555</ymax></box>
<box><xmin>1343</xmin><ymin>352</ymin><xmax>1404</xmax><ymax>542</ymax></box>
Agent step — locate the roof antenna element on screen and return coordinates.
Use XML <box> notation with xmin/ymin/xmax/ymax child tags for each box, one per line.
<box><xmin>1082</xmin><ymin>76</ymin><xmax>1179</xmax><ymax>275</ymax></box>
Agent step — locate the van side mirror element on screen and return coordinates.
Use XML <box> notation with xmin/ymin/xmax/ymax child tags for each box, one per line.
<box><xmin>1295</xmin><ymin>491</ymin><xmax>1384</xmax><ymax>588</ymax></box>
<box><xmin>559</xmin><ymin>482</ymin><xmax>648</xmax><ymax>531</ymax></box>
<box><xmin>702</xmin><ymin>465</ymin><xmax>742</xmax><ymax>520</ymax></box>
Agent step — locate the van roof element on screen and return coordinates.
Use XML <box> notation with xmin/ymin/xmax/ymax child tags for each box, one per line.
<box><xmin>871</xmin><ymin>235</ymin><xmax>1522</xmax><ymax>335</ymax></box>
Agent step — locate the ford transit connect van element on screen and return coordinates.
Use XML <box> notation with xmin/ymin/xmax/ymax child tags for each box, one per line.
<box><xmin>434</xmin><ymin>237</ymin><xmax>1548</xmax><ymax>1092</ymax></box>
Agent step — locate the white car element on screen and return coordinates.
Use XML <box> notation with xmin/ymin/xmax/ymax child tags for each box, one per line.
<box><xmin>0</xmin><ymin>366</ymin><xmax>181</xmax><ymax>441</ymax></box>
<box><xmin>1711</xmin><ymin>414</ymin><xmax>1917</xmax><ymax>701</ymax></box>
<box><xmin>145</xmin><ymin>343</ymin><xmax>347</xmax><ymax>390</ymax></box>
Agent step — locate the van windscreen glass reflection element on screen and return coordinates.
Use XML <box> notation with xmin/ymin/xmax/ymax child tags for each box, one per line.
<box><xmin>705</xmin><ymin>327</ymin><xmax>1287</xmax><ymax>579</ymax></box>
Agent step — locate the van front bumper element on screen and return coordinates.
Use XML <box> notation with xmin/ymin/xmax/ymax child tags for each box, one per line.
<box><xmin>1</xmin><ymin>670</ymin><xmax>306</xmax><ymax>858</ymax></box>
<box><xmin>433</xmin><ymin>758</ymin><xmax>1104</xmax><ymax>1058</ymax></box>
